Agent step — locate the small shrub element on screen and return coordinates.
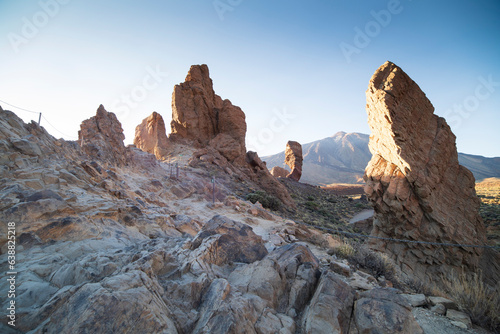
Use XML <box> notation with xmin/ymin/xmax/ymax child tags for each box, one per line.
<box><xmin>442</xmin><ymin>271</ymin><xmax>500</xmax><ymax>332</ymax></box>
<box><xmin>246</xmin><ymin>191</ymin><xmax>281</xmax><ymax>211</ymax></box>
<box><xmin>332</xmin><ymin>243</ymin><xmax>356</xmax><ymax>258</ymax></box>
<box><xmin>306</xmin><ymin>195</ymin><xmax>315</xmax><ymax>201</ymax></box>
<box><xmin>332</xmin><ymin>241</ymin><xmax>400</xmax><ymax>286</ymax></box>
<box><xmin>305</xmin><ymin>201</ymin><xmax>319</xmax><ymax>210</ymax></box>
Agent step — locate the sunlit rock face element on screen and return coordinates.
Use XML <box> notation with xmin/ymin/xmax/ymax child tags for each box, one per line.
<box><xmin>170</xmin><ymin>64</ymin><xmax>247</xmax><ymax>165</ymax></box>
<box><xmin>134</xmin><ymin>111</ymin><xmax>169</xmax><ymax>160</ymax></box>
<box><xmin>364</xmin><ymin>61</ymin><xmax>486</xmax><ymax>284</ymax></box>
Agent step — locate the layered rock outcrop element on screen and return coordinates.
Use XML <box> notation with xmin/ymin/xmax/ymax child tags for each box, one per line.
<box><xmin>134</xmin><ymin>112</ymin><xmax>169</xmax><ymax>160</ymax></box>
<box><xmin>364</xmin><ymin>61</ymin><xmax>486</xmax><ymax>284</ymax></box>
<box><xmin>78</xmin><ymin>105</ymin><xmax>127</xmax><ymax>166</ymax></box>
<box><xmin>170</xmin><ymin>64</ymin><xmax>246</xmax><ymax>165</ymax></box>
<box><xmin>285</xmin><ymin>140</ymin><xmax>303</xmax><ymax>181</ymax></box>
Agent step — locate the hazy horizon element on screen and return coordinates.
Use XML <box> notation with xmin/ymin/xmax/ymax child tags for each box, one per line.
<box><xmin>1</xmin><ymin>0</ymin><xmax>499</xmax><ymax>157</ymax></box>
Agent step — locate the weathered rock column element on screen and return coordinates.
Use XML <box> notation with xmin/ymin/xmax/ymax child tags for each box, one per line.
<box><xmin>285</xmin><ymin>141</ymin><xmax>303</xmax><ymax>181</ymax></box>
<box><xmin>364</xmin><ymin>61</ymin><xmax>486</xmax><ymax>284</ymax></box>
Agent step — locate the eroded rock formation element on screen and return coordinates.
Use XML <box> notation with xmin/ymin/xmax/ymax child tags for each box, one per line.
<box><xmin>5</xmin><ymin>106</ymin><xmax>482</xmax><ymax>333</ymax></box>
<box><xmin>364</xmin><ymin>61</ymin><xmax>486</xmax><ymax>284</ymax></box>
<box><xmin>134</xmin><ymin>111</ymin><xmax>169</xmax><ymax>160</ymax></box>
<box><xmin>285</xmin><ymin>140</ymin><xmax>303</xmax><ymax>181</ymax></box>
<box><xmin>78</xmin><ymin>105</ymin><xmax>127</xmax><ymax>166</ymax></box>
<box><xmin>172</xmin><ymin>64</ymin><xmax>295</xmax><ymax>207</ymax></box>
<box><xmin>170</xmin><ymin>64</ymin><xmax>246</xmax><ymax>165</ymax></box>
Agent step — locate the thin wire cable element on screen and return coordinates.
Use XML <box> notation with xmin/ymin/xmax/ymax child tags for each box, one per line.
<box><xmin>41</xmin><ymin>115</ymin><xmax>78</xmax><ymax>139</ymax></box>
<box><xmin>0</xmin><ymin>98</ymin><xmax>78</xmax><ymax>139</ymax></box>
<box><xmin>0</xmin><ymin>99</ymin><xmax>40</xmax><ymax>114</ymax></box>
<box><xmin>298</xmin><ymin>221</ymin><xmax>500</xmax><ymax>250</ymax></box>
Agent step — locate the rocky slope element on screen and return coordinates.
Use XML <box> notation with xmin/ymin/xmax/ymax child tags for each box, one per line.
<box><xmin>0</xmin><ymin>106</ymin><xmax>429</xmax><ymax>334</ymax></box>
<box><xmin>1</xmin><ymin>62</ymin><xmax>497</xmax><ymax>333</ymax></box>
<box><xmin>2</xmin><ymin>105</ymin><xmax>492</xmax><ymax>333</ymax></box>
<box><xmin>264</xmin><ymin>132</ymin><xmax>500</xmax><ymax>186</ymax></box>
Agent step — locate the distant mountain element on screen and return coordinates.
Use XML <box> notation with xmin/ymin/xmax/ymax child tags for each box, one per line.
<box><xmin>457</xmin><ymin>154</ymin><xmax>500</xmax><ymax>181</ymax></box>
<box><xmin>263</xmin><ymin>132</ymin><xmax>371</xmax><ymax>185</ymax></box>
<box><xmin>263</xmin><ymin>132</ymin><xmax>500</xmax><ymax>185</ymax></box>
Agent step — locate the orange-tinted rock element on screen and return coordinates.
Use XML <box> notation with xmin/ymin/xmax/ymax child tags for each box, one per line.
<box><xmin>285</xmin><ymin>141</ymin><xmax>303</xmax><ymax>181</ymax></box>
<box><xmin>170</xmin><ymin>64</ymin><xmax>246</xmax><ymax>164</ymax></box>
<box><xmin>134</xmin><ymin>112</ymin><xmax>169</xmax><ymax>160</ymax></box>
<box><xmin>364</xmin><ymin>61</ymin><xmax>486</xmax><ymax>285</ymax></box>
<box><xmin>78</xmin><ymin>105</ymin><xmax>127</xmax><ymax>166</ymax></box>
<box><xmin>270</xmin><ymin>166</ymin><xmax>289</xmax><ymax>178</ymax></box>
<box><xmin>172</xmin><ymin>65</ymin><xmax>295</xmax><ymax>207</ymax></box>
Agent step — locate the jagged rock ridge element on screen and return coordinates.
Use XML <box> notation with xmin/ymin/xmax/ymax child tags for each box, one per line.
<box><xmin>363</xmin><ymin>61</ymin><xmax>487</xmax><ymax>285</ymax></box>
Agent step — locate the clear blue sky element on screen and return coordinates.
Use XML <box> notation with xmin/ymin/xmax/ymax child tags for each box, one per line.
<box><xmin>1</xmin><ymin>0</ymin><xmax>499</xmax><ymax>157</ymax></box>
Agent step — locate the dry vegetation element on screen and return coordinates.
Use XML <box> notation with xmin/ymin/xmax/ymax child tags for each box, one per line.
<box><xmin>442</xmin><ymin>271</ymin><xmax>500</xmax><ymax>332</ymax></box>
<box><xmin>277</xmin><ymin>178</ymin><xmax>372</xmax><ymax>232</ymax></box>
<box><xmin>476</xmin><ymin>178</ymin><xmax>500</xmax><ymax>247</ymax></box>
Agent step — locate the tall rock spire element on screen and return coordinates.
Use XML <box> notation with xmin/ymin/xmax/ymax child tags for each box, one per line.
<box><xmin>364</xmin><ymin>61</ymin><xmax>486</xmax><ymax>285</ymax></box>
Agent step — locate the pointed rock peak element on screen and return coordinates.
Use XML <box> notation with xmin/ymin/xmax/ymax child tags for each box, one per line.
<box><xmin>185</xmin><ymin>64</ymin><xmax>213</xmax><ymax>88</ymax></box>
<box><xmin>368</xmin><ymin>61</ymin><xmax>426</xmax><ymax>102</ymax></box>
<box><xmin>78</xmin><ymin>105</ymin><xmax>126</xmax><ymax>166</ymax></box>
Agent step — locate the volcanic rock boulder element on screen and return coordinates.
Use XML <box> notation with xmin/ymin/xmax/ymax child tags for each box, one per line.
<box><xmin>363</xmin><ymin>61</ymin><xmax>486</xmax><ymax>284</ymax></box>
<box><xmin>134</xmin><ymin>112</ymin><xmax>169</xmax><ymax>160</ymax></box>
<box><xmin>170</xmin><ymin>64</ymin><xmax>246</xmax><ymax>164</ymax></box>
<box><xmin>285</xmin><ymin>140</ymin><xmax>303</xmax><ymax>181</ymax></box>
<box><xmin>78</xmin><ymin>105</ymin><xmax>127</xmax><ymax>166</ymax></box>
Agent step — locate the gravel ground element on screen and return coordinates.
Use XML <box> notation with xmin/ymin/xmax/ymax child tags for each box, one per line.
<box><xmin>413</xmin><ymin>308</ymin><xmax>492</xmax><ymax>334</ymax></box>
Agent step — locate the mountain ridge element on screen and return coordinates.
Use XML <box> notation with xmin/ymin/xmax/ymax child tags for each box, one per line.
<box><xmin>263</xmin><ymin>132</ymin><xmax>500</xmax><ymax>185</ymax></box>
